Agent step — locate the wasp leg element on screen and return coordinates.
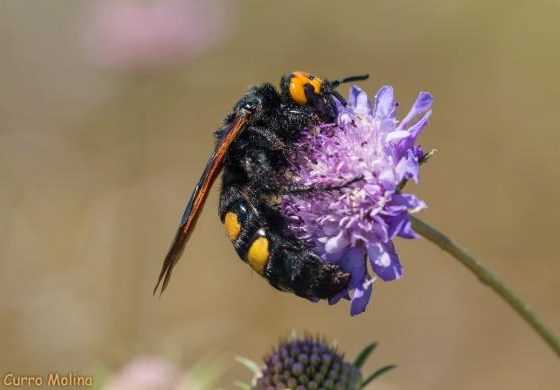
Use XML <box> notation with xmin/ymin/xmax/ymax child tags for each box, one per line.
<box><xmin>234</xmin><ymin>147</ymin><xmax>291</xmax><ymax>194</ymax></box>
<box><xmin>277</xmin><ymin>105</ymin><xmax>317</xmax><ymax>138</ymax></box>
<box><xmin>329</xmin><ymin>89</ymin><xmax>347</xmax><ymax>106</ymax></box>
<box><xmin>282</xmin><ymin>175</ymin><xmax>364</xmax><ymax>195</ymax></box>
<box><xmin>304</xmin><ymin>84</ymin><xmax>337</xmax><ymax>123</ymax></box>
<box><xmin>250</xmin><ymin>126</ymin><xmax>288</xmax><ymax>152</ymax></box>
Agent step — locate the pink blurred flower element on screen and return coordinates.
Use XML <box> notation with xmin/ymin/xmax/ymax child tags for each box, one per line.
<box><xmin>103</xmin><ymin>356</ymin><xmax>182</xmax><ymax>390</ymax></box>
<box><xmin>85</xmin><ymin>0</ymin><xmax>231</xmax><ymax>69</ymax></box>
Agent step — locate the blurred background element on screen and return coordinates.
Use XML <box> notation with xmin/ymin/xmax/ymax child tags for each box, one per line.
<box><xmin>1</xmin><ymin>0</ymin><xmax>559</xmax><ymax>388</ymax></box>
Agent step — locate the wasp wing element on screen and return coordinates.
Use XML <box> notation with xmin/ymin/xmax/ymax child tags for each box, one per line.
<box><xmin>154</xmin><ymin>115</ymin><xmax>249</xmax><ymax>295</ymax></box>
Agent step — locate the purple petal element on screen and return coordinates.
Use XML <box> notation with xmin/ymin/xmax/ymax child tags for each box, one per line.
<box><xmin>397</xmin><ymin>218</ymin><xmax>418</xmax><ymax>239</ymax></box>
<box><xmin>391</xmin><ymin>193</ymin><xmax>427</xmax><ymax>213</ymax></box>
<box><xmin>395</xmin><ymin>151</ymin><xmax>420</xmax><ymax>183</ymax></box>
<box><xmin>408</xmin><ymin>110</ymin><xmax>431</xmax><ymax>139</ymax></box>
<box><xmin>350</xmin><ymin>277</ymin><xmax>373</xmax><ymax>316</ymax></box>
<box><xmin>334</xmin><ymin>97</ymin><xmax>353</xmax><ymax>126</ymax></box>
<box><xmin>347</xmin><ymin>85</ymin><xmax>360</xmax><ymax>107</ymax></box>
<box><xmin>385</xmin><ymin>130</ymin><xmax>411</xmax><ymax>143</ymax></box>
<box><xmin>398</xmin><ymin>91</ymin><xmax>433</xmax><ymax>130</ymax></box>
<box><xmin>384</xmin><ymin>212</ymin><xmax>419</xmax><ymax>240</ymax></box>
<box><xmin>324</xmin><ymin>230</ymin><xmax>349</xmax><ymax>254</ymax></box>
<box><xmin>367</xmin><ymin>242</ymin><xmax>404</xmax><ymax>281</ymax></box>
<box><xmin>395</xmin><ymin>111</ymin><xmax>432</xmax><ymax>157</ymax></box>
<box><xmin>329</xmin><ymin>247</ymin><xmax>368</xmax><ymax>307</ymax></box>
<box><xmin>383</xmin><ymin>212</ymin><xmax>408</xmax><ymax>239</ymax></box>
<box><xmin>412</xmin><ymin>145</ymin><xmax>425</xmax><ymax>161</ymax></box>
<box><xmin>374</xmin><ymin>86</ymin><xmax>396</xmax><ymax>120</ymax></box>
<box><xmin>377</xmin><ymin>168</ymin><xmax>397</xmax><ymax>190</ymax></box>
<box><xmin>348</xmin><ymin>85</ymin><xmax>371</xmax><ymax>114</ymax></box>
<box><xmin>342</xmin><ymin>247</ymin><xmax>367</xmax><ymax>286</ymax></box>
<box><xmin>371</xmin><ymin>215</ymin><xmax>389</xmax><ymax>242</ymax></box>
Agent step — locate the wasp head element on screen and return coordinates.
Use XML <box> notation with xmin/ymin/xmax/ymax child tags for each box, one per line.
<box><xmin>280</xmin><ymin>71</ymin><xmax>369</xmax><ymax>123</ymax></box>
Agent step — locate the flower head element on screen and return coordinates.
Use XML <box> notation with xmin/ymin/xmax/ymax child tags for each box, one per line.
<box><xmin>251</xmin><ymin>337</ymin><xmax>360</xmax><ymax>390</ymax></box>
<box><xmin>243</xmin><ymin>335</ymin><xmax>394</xmax><ymax>390</ymax></box>
<box><xmin>85</xmin><ymin>0</ymin><xmax>231</xmax><ymax>70</ymax></box>
<box><xmin>282</xmin><ymin>85</ymin><xmax>433</xmax><ymax>316</ymax></box>
<box><xmin>102</xmin><ymin>356</ymin><xmax>222</xmax><ymax>390</ymax></box>
<box><xmin>103</xmin><ymin>356</ymin><xmax>182</xmax><ymax>390</ymax></box>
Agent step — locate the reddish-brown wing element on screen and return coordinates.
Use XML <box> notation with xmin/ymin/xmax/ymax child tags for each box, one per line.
<box><xmin>153</xmin><ymin>115</ymin><xmax>249</xmax><ymax>295</ymax></box>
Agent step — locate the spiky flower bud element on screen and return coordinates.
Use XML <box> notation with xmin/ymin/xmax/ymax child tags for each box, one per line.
<box><xmin>239</xmin><ymin>336</ymin><xmax>394</xmax><ymax>390</ymax></box>
<box><xmin>252</xmin><ymin>337</ymin><xmax>360</xmax><ymax>390</ymax></box>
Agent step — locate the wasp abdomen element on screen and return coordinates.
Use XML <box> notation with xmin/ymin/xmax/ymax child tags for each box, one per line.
<box><xmin>221</xmin><ymin>198</ymin><xmax>271</xmax><ymax>274</ymax></box>
<box><xmin>224</xmin><ymin>211</ymin><xmax>241</xmax><ymax>241</ymax></box>
<box><xmin>246</xmin><ymin>230</ymin><xmax>269</xmax><ymax>275</ymax></box>
<box><xmin>219</xmin><ymin>186</ymin><xmax>350</xmax><ymax>300</ymax></box>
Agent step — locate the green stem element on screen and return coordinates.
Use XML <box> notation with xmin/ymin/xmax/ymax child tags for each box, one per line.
<box><xmin>410</xmin><ymin>215</ymin><xmax>560</xmax><ymax>358</ymax></box>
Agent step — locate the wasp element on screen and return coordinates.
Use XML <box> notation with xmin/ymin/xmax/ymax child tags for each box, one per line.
<box><xmin>154</xmin><ymin>71</ymin><xmax>369</xmax><ymax>301</ymax></box>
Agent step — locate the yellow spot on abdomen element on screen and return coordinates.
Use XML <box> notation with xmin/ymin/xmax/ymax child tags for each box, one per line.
<box><xmin>224</xmin><ymin>212</ymin><xmax>241</xmax><ymax>241</ymax></box>
<box><xmin>247</xmin><ymin>236</ymin><xmax>269</xmax><ymax>275</ymax></box>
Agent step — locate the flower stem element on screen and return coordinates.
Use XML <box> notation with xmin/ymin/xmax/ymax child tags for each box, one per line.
<box><xmin>410</xmin><ymin>215</ymin><xmax>560</xmax><ymax>358</ymax></box>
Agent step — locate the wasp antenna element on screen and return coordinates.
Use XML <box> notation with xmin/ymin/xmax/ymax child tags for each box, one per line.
<box><xmin>341</xmin><ymin>74</ymin><xmax>369</xmax><ymax>83</ymax></box>
<box><xmin>330</xmin><ymin>74</ymin><xmax>370</xmax><ymax>88</ymax></box>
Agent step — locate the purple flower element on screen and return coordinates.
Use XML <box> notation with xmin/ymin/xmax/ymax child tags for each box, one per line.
<box><xmin>282</xmin><ymin>85</ymin><xmax>433</xmax><ymax>316</ymax></box>
<box><xmin>103</xmin><ymin>356</ymin><xmax>182</xmax><ymax>390</ymax></box>
<box><xmin>251</xmin><ymin>336</ymin><xmax>362</xmax><ymax>389</ymax></box>
<box><xmin>102</xmin><ymin>356</ymin><xmax>221</xmax><ymax>390</ymax></box>
<box><xmin>84</xmin><ymin>0</ymin><xmax>231</xmax><ymax>70</ymax></box>
<box><xmin>245</xmin><ymin>335</ymin><xmax>395</xmax><ymax>389</ymax></box>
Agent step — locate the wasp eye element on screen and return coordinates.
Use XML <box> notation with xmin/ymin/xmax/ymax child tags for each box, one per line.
<box><xmin>242</xmin><ymin>102</ymin><xmax>255</xmax><ymax>111</ymax></box>
<box><xmin>289</xmin><ymin>71</ymin><xmax>323</xmax><ymax>105</ymax></box>
<box><xmin>237</xmin><ymin>95</ymin><xmax>261</xmax><ymax>114</ymax></box>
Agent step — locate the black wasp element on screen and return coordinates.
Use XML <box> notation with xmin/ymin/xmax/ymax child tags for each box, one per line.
<box><xmin>154</xmin><ymin>71</ymin><xmax>369</xmax><ymax>301</ymax></box>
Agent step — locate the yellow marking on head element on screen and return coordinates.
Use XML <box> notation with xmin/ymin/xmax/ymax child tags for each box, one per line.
<box><xmin>224</xmin><ymin>212</ymin><xmax>241</xmax><ymax>241</ymax></box>
<box><xmin>247</xmin><ymin>236</ymin><xmax>269</xmax><ymax>275</ymax></box>
<box><xmin>289</xmin><ymin>71</ymin><xmax>323</xmax><ymax>105</ymax></box>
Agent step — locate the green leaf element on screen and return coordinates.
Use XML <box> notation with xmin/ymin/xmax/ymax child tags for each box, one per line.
<box><xmin>235</xmin><ymin>356</ymin><xmax>260</xmax><ymax>375</ymax></box>
<box><xmin>361</xmin><ymin>365</ymin><xmax>397</xmax><ymax>388</ymax></box>
<box><xmin>353</xmin><ymin>342</ymin><xmax>377</xmax><ymax>369</ymax></box>
<box><xmin>92</xmin><ymin>365</ymin><xmax>110</xmax><ymax>390</ymax></box>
